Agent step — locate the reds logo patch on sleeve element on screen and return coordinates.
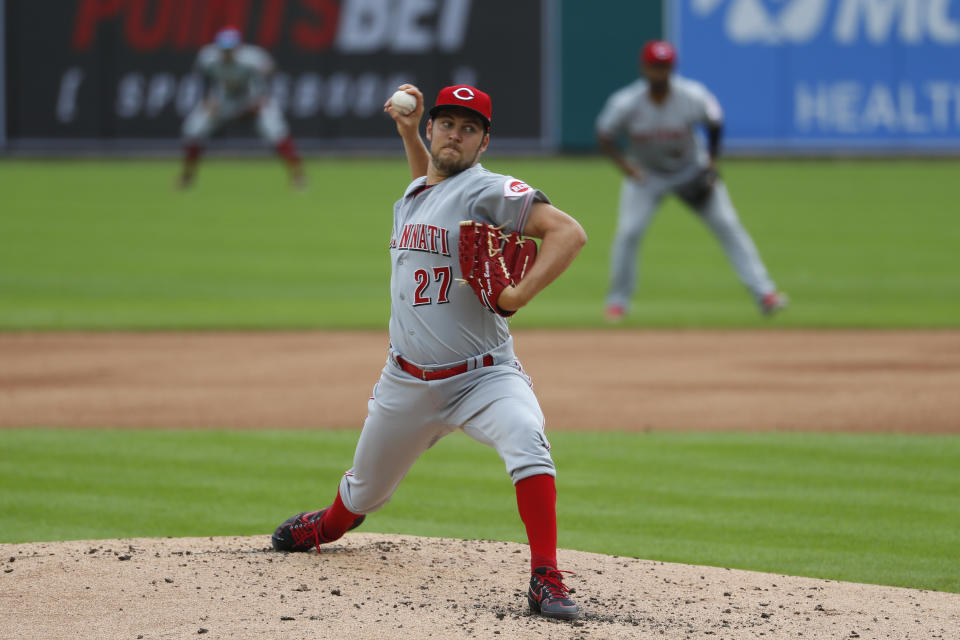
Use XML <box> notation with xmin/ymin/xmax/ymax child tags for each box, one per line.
<box><xmin>503</xmin><ymin>178</ymin><xmax>532</xmax><ymax>198</ymax></box>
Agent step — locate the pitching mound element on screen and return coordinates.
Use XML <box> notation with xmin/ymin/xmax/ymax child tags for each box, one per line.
<box><xmin>2</xmin><ymin>534</ymin><xmax>957</xmax><ymax>639</ymax></box>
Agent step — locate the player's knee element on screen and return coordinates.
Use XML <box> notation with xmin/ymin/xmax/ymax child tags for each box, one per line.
<box><xmin>262</xmin><ymin>129</ymin><xmax>285</xmax><ymax>145</ymax></box>
<box><xmin>258</xmin><ymin>114</ymin><xmax>289</xmax><ymax>143</ymax></box>
<box><xmin>512</xmin><ymin>465</ymin><xmax>556</xmax><ymax>485</ymax></box>
<box><xmin>182</xmin><ymin>113</ymin><xmax>213</xmax><ymax>140</ymax></box>
<box><xmin>499</xmin><ymin>424</ymin><xmax>554</xmax><ymax>481</ymax></box>
<box><xmin>616</xmin><ymin>223</ymin><xmax>646</xmax><ymax>242</ymax></box>
<box><xmin>508</xmin><ymin>458</ymin><xmax>556</xmax><ymax>485</ymax></box>
<box><xmin>182</xmin><ymin>123</ymin><xmax>206</xmax><ymax>141</ymax></box>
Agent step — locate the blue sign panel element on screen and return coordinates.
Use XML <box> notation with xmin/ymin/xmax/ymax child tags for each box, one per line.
<box><xmin>670</xmin><ymin>0</ymin><xmax>960</xmax><ymax>151</ymax></box>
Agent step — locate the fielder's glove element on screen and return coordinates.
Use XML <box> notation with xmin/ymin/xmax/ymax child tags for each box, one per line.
<box><xmin>673</xmin><ymin>166</ymin><xmax>718</xmax><ymax>207</ymax></box>
<box><xmin>457</xmin><ymin>221</ymin><xmax>538</xmax><ymax>317</ymax></box>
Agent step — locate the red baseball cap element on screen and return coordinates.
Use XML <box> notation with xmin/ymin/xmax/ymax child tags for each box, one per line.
<box><xmin>429</xmin><ymin>85</ymin><xmax>492</xmax><ymax>128</ymax></box>
<box><xmin>642</xmin><ymin>40</ymin><xmax>676</xmax><ymax>66</ymax></box>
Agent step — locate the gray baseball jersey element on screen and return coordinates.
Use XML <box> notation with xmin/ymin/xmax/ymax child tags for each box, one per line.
<box><xmin>596</xmin><ymin>75</ymin><xmax>723</xmax><ymax>174</ymax></box>
<box><xmin>181</xmin><ymin>44</ymin><xmax>289</xmax><ymax>143</ymax></box>
<box><xmin>389</xmin><ymin>164</ymin><xmax>545</xmax><ymax>365</ymax></box>
<box><xmin>597</xmin><ymin>76</ymin><xmax>778</xmax><ymax>310</ymax></box>
<box><xmin>196</xmin><ymin>43</ymin><xmax>273</xmax><ymax>105</ymax></box>
<box><xmin>338</xmin><ymin>163</ymin><xmax>555</xmax><ymax>516</ymax></box>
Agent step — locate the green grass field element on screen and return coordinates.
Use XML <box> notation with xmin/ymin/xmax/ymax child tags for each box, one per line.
<box><xmin>2</xmin><ymin>157</ymin><xmax>958</xmax><ymax>328</ymax></box>
<box><xmin>1</xmin><ymin>157</ymin><xmax>958</xmax><ymax>594</ymax></box>
<box><xmin>1</xmin><ymin>429</ymin><xmax>957</xmax><ymax>593</ymax></box>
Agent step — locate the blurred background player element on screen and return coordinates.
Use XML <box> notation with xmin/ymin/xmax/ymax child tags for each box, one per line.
<box><xmin>177</xmin><ymin>26</ymin><xmax>305</xmax><ymax>189</ymax></box>
<box><xmin>596</xmin><ymin>40</ymin><xmax>787</xmax><ymax>321</ymax></box>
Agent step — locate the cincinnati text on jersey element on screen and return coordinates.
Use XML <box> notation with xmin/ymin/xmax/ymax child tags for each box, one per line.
<box><xmin>390</xmin><ymin>223</ymin><xmax>451</xmax><ymax>256</ymax></box>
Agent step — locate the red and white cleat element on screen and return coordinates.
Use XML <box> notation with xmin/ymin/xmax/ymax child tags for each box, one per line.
<box><xmin>760</xmin><ymin>292</ymin><xmax>789</xmax><ymax>316</ymax></box>
<box><xmin>604</xmin><ymin>304</ymin><xmax>626</xmax><ymax>323</ymax></box>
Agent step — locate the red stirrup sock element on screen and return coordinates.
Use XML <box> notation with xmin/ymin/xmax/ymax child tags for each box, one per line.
<box><xmin>275</xmin><ymin>136</ymin><xmax>301</xmax><ymax>165</ymax></box>
<box><xmin>184</xmin><ymin>143</ymin><xmax>202</xmax><ymax>162</ymax></box>
<box><xmin>319</xmin><ymin>490</ymin><xmax>362</xmax><ymax>542</ymax></box>
<box><xmin>515</xmin><ymin>473</ymin><xmax>558</xmax><ymax>572</ymax></box>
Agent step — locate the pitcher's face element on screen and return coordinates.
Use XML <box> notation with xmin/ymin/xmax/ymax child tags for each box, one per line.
<box><xmin>427</xmin><ymin>109</ymin><xmax>489</xmax><ymax>177</ymax></box>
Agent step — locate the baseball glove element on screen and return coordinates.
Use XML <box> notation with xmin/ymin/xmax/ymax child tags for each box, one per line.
<box><xmin>673</xmin><ymin>166</ymin><xmax>718</xmax><ymax>207</ymax></box>
<box><xmin>458</xmin><ymin>221</ymin><xmax>538</xmax><ymax>317</ymax></box>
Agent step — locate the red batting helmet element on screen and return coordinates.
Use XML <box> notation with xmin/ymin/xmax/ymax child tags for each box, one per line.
<box><xmin>429</xmin><ymin>85</ymin><xmax>492</xmax><ymax>128</ymax></box>
<box><xmin>642</xmin><ymin>40</ymin><xmax>676</xmax><ymax>66</ymax></box>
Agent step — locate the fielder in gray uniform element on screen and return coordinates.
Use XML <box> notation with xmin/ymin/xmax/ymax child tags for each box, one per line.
<box><xmin>270</xmin><ymin>84</ymin><xmax>587</xmax><ymax>621</ymax></box>
<box><xmin>177</xmin><ymin>26</ymin><xmax>305</xmax><ymax>189</ymax></box>
<box><xmin>597</xmin><ymin>39</ymin><xmax>787</xmax><ymax>321</ymax></box>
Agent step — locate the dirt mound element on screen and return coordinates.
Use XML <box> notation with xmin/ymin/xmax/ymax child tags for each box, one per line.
<box><xmin>2</xmin><ymin>534</ymin><xmax>957</xmax><ymax>639</ymax></box>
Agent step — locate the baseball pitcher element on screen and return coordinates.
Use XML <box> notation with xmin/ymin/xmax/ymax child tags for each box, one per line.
<box><xmin>597</xmin><ymin>39</ymin><xmax>787</xmax><ymax>321</ymax></box>
<box><xmin>270</xmin><ymin>83</ymin><xmax>588</xmax><ymax>621</ymax></box>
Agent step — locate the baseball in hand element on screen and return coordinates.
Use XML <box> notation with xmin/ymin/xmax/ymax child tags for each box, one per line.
<box><xmin>390</xmin><ymin>90</ymin><xmax>417</xmax><ymax>115</ymax></box>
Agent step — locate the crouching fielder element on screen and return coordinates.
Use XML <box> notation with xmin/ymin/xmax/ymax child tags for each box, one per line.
<box><xmin>178</xmin><ymin>26</ymin><xmax>305</xmax><ymax>189</ymax></box>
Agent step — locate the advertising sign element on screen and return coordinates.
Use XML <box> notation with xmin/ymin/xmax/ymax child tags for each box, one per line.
<box><xmin>5</xmin><ymin>0</ymin><xmax>550</xmax><ymax>149</ymax></box>
<box><xmin>670</xmin><ymin>0</ymin><xmax>960</xmax><ymax>151</ymax></box>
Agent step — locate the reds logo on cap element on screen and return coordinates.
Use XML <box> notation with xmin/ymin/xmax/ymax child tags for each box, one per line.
<box><xmin>642</xmin><ymin>40</ymin><xmax>676</xmax><ymax>65</ymax></box>
<box><xmin>429</xmin><ymin>85</ymin><xmax>492</xmax><ymax>127</ymax></box>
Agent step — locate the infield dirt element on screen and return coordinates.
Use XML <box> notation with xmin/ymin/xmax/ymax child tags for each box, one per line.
<box><xmin>3</xmin><ymin>329</ymin><xmax>959</xmax><ymax>432</ymax></box>
<box><xmin>2</xmin><ymin>329</ymin><xmax>958</xmax><ymax>639</ymax></box>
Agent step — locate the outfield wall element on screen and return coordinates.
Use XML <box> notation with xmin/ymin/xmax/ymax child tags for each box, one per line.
<box><xmin>3</xmin><ymin>0</ymin><xmax>659</xmax><ymax>154</ymax></box>
<box><xmin>2</xmin><ymin>0</ymin><xmax>557</xmax><ymax>153</ymax></box>
<box><xmin>667</xmin><ymin>0</ymin><xmax>960</xmax><ymax>154</ymax></box>
<box><xmin>2</xmin><ymin>1</ymin><xmax>958</xmax><ymax>155</ymax></box>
